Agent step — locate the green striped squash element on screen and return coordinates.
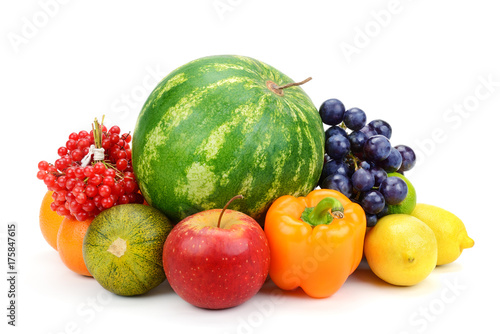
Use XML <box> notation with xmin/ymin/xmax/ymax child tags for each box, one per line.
<box><xmin>83</xmin><ymin>204</ymin><xmax>173</xmax><ymax>296</ymax></box>
<box><xmin>132</xmin><ymin>55</ymin><xmax>324</xmax><ymax>224</ymax></box>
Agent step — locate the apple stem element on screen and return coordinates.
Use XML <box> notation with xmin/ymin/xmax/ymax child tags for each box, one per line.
<box><xmin>217</xmin><ymin>195</ymin><xmax>244</xmax><ymax>228</ymax></box>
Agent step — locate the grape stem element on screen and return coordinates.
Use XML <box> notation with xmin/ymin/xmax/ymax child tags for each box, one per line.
<box><xmin>348</xmin><ymin>153</ymin><xmax>361</xmax><ymax>171</ymax></box>
<box><xmin>353</xmin><ymin>190</ymin><xmax>362</xmax><ymax>202</ymax></box>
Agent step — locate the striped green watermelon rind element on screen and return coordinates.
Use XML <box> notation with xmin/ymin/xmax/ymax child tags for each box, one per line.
<box><xmin>83</xmin><ymin>204</ymin><xmax>173</xmax><ymax>296</ymax></box>
<box><xmin>132</xmin><ymin>55</ymin><xmax>324</xmax><ymax>224</ymax></box>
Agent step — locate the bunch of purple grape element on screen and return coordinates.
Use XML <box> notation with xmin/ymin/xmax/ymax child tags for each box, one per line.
<box><xmin>318</xmin><ymin>98</ymin><xmax>416</xmax><ymax>226</ymax></box>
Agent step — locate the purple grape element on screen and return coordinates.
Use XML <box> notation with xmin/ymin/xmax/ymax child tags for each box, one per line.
<box><xmin>348</xmin><ymin>130</ymin><xmax>368</xmax><ymax>153</ymax></box>
<box><xmin>325</xmin><ymin>125</ymin><xmax>348</xmax><ymax>140</ymax></box>
<box><xmin>363</xmin><ymin>135</ymin><xmax>391</xmax><ymax>162</ymax></box>
<box><xmin>326</xmin><ymin>134</ymin><xmax>351</xmax><ymax>160</ymax></box>
<box><xmin>377</xmin><ymin>204</ymin><xmax>389</xmax><ymax>218</ymax></box>
<box><xmin>320</xmin><ymin>159</ymin><xmax>352</xmax><ymax>184</ymax></box>
<box><xmin>352</xmin><ymin>168</ymin><xmax>375</xmax><ymax>192</ymax></box>
<box><xmin>370</xmin><ymin>166</ymin><xmax>388</xmax><ymax>187</ymax></box>
<box><xmin>361</xmin><ymin>190</ymin><xmax>386</xmax><ymax>215</ymax></box>
<box><xmin>368</xmin><ymin>119</ymin><xmax>392</xmax><ymax>139</ymax></box>
<box><xmin>395</xmin><ymin>145</ymin><xmax>417</xmax><ymax>172</ymax></box>
<box><xmin>344</xmin><ymin>108</ymin><xmax>367</xmax><ymax>131</ymax></box>
<box><xmin>378</xmin><ymin>147</ymin><xmax>403</xmax><ymax>172</ymax></box>
<box><xmin>379</xmin><ymin>177</ymin><xmax>408</xmax><ymax>205</ymax></box>
<box><xmin>360</xmin><ymin>125</ymin><xmax>377</xmax><ymax>139</ymax></box>
<box><xmin>321</xmin><ymin>174</ymin><xmax>353</xmax><ymax>198</ymax></box>
<box><xmin>319</xmin><ymin>99</ymin><xmax>345</xmax><ymax>125</ymax></box>
<box><xmin>366</xmin><ymin>214</ymin><xmax>378</xmax><ymax>227</ymax></box>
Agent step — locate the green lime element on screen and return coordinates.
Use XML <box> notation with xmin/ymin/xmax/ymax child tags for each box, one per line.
<box><xmin>386</xmin><ymin>172</ymin><xmax>416</xmax><ymax>215</ymax></box>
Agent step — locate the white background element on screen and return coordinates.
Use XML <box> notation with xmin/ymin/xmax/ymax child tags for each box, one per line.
<box><xmin>1</xmin><ymin>0</ymin><xmax>499</xmax><ymax>333</ymax></box>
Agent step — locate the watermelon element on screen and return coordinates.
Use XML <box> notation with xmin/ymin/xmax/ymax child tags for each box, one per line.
<box><xmin>132</xmin><ymin>55</ymin><xmax>324</xmax><ymax>224</ymax></box>
<box><xmin>82</xmin><ymin>204</ymin><xmax>173</xmax><ymax>296</ymax></box>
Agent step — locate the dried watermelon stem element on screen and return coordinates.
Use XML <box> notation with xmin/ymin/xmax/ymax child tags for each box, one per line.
<box><xmin>274</xmin><ymin>77</ymin><xmax>312</xmax><ymax>90</ymax></box>
<box><xmin>266</xmin><ymin>77</ymin><xmax>312</xmax><ymax>96</ymax></box>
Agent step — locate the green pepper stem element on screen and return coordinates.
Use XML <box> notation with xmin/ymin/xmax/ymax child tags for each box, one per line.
<box><xmin>301</xmin><ymin>197</ymin><xmax>344</xmax><ymax>227</ymax></box>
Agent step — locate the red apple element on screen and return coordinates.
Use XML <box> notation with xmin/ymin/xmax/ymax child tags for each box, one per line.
<box><xmin>163</xmin><ymin>195</ymin><xmax>270</xmax><ymax>310</ymax></box>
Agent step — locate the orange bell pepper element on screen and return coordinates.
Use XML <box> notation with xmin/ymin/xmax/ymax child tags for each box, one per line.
<box><xmin>264</xmin><ymin>189</ymin><xmax>366</xmax><ymax>298</ymax></box>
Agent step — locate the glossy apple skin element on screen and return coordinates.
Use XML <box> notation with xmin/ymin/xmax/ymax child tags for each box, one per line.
<box><xmin>163</xmin><ymin>209</ymin><xmax>270</xmax><ymax>310</ymax></box>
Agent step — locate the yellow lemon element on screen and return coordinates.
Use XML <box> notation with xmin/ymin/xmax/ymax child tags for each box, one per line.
<box><xmin>364</xmin><ymin>214</ymin><xmax>437</xmax><ymax>286</ymax></box>
<box><xmin>411</xmin><ymin>204</ymin><xmax>474</xmax><ymax>265</ymax></box>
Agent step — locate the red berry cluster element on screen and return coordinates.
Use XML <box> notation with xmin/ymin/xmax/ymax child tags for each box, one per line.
<box><xmin>36</xmin><ymin>121</ymin><xmax>143</xmax><ymax>221</ymax></box>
